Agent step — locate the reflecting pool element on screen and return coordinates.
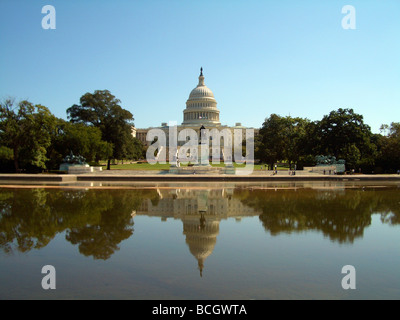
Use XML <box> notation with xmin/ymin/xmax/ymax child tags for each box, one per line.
<box><xmin>0</xmin><ymin>181</ymin><xmax>399</xmax><ymax>299</ymax></box>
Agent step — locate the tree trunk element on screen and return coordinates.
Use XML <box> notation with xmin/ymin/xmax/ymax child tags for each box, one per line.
<box><xmin>13</xmin><ymin>146</ymin><xmax>19</xmax><ymax>173</ymax></box>
<box><xmin>107</xmin><ymin>159</ymin><xmax>111</xmax><ymax>170</ymax></box>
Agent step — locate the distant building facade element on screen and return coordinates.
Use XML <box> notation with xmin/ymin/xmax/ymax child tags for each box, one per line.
<box><xmin>132</xmin><ymin>68</ymin><xmax>258</xmax><ymax>160</ymax></box>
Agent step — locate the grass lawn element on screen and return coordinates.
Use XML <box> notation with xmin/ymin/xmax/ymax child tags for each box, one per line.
<box><xmin>101</xmin><ymin>163</ymin><xmax>171</xmax><ymax>170</ymax></box>
<box><xmin>100</xmin><ymin>162</ymin><xmax>291</xmax><ymax>171</ymax></box>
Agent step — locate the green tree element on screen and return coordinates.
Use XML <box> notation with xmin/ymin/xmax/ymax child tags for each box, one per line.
<box><xmin>376</xmin><ymin>122</ymin><xmax>400</xmax><ymax>172</ymax></box>
<box><xmin>257</xmin><ymin>114</ymin><xmax>310</xmax><ymax>169</ymax></box>
<box><xmin>257</xmin><ymin>114</ymin><xmax>287</xmax><ymax>168</ymax></box>
<box><xmin>67</xmin><ymin>90</ymin><xmax>138</xmax><ymax>170</ymax></box>
<box><xmin>283</xmin><ymin>116</ymin><xmax>310</xmax><ymax>168</ymax></box>
<box><xmin>0</xmin><ymin>145</ymin><xmax>13</xmax><ymax>172</ymax></box>
<box><xmin>46</xmin><ymin>119</ymin><xmax>113</xmax><ymax>170</ymax></box>
<box><xmin>0</xmin><ymin>99</ymin><xmax>56</xmax><ymax>172</ymax></box>
<box><xmin>317</xmin><ymin>108</ymin><xmax>376</xmax><ymax>171</ymax></box>
<box><xmin>297</xmin><ymin>120</ymin><xmax>321</xmax><ymax>168</ymax></box>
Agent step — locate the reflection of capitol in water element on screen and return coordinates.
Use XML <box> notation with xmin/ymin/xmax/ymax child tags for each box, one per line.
<box><xmin>136</xmin><ymin>187</ymin><xmax>261</xmax><ymax>276</ymax></box>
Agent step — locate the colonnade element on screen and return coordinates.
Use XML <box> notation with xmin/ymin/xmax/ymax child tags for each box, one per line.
<box><xmin>184</xmin><ymin>112</ymin><xmax>219</xmax><ymax>121</ymax></box>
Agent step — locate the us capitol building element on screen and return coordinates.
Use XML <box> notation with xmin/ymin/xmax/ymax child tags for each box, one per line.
<box><xmin>134</xmin><ymin>186</ymin><xmax>261</xmax><ymax>277</ymax></box>
<box><xmin>132</xmin><ymin>68</ymin><xmax>258</xmax><ymax>155</ymax></box>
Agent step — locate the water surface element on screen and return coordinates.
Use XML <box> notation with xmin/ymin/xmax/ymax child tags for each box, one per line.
<box><xmin>0</xmin><ymin>181</ymin><xmax>399</xmax><ymax>299</ymax></box>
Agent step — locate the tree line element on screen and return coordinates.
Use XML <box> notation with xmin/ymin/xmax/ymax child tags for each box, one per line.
<box><xmin>0</xmin><ymin>90</ymin><xmax>144</xmax><ymax>173</ymax></box>
<box><xmin>255</xmin><ymin>108</ymin><xmax>400</xmax><ymax>173</ymax></box>
<box><xmin>1</xmin><ymin>90</ymin><xmax>399</xmax><ymax>174</ymax></box>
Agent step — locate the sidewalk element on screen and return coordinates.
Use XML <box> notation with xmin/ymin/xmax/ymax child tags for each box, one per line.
<box><xmin>1</xmin><ymin>170</ymin><xmax>400</xmax><ymax>183</ymax></box>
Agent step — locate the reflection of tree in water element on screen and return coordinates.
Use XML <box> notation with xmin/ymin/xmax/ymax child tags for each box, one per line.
<box><xmin>376</xmin><ymin>188</ymin><xmax>400</xmax><ymax>225</ymax></box>
<box><xmin>1</xmin><ymin>185</ymin><xmax>399</xmax><ymax>257</ymax></box>
<box><xmin>0</xmin><ymin>188</ymin><xmax>69</xmax><ymax>254</ymax></box>
<box><xmin>234</xmin><ymin>187</ymin><xmax>400</xmax><ymax>244</ymax></box>
<box><xmin>66</xmin><ymin>190</ymin><xmax>139</xmax><ymax>260</ymax></box>
<box><xmin>0</xmin><ymin>188</ymin><xmax>159</xmax><ymax>259</ymax></box>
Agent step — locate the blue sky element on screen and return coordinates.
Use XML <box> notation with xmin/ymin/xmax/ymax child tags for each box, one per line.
<box><xmin>1</xmin><ymin>0</ymin><xmax>399</xmax><ymax>133</ymax></box>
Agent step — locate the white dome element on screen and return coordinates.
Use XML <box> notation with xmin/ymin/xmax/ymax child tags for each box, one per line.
<box><xmin>188</xmin><ymin>82</ymin><xmax>215</xmax><ymax>101</ymax></box>
<box><xmin>182</xmin><ymin>68</ymin><xmax>221</xmax><ymax>126</ymax></box>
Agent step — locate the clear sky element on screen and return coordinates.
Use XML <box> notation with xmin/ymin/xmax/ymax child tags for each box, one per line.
<box><xmin>1</xmin><ymin>0</ymin><xmax>399</xmax><ymax>133</ymax></box>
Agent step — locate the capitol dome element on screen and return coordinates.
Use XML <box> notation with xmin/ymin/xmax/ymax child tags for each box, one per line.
<box><xmin>182</xmin><ymin>68</ymin><xmax>221</xmax><ymax>126</ymax></box>
<box><xmin>187</xmin><ymin>82</ymin><xmax>215</xmax><ymax>101</ymax></box>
